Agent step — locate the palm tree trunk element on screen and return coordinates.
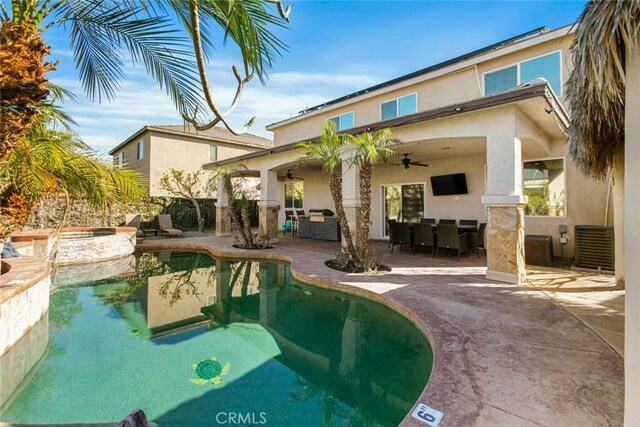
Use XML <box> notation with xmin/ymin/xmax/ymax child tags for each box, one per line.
<box><xmin>329</xmin><ymin>173</ymin><xmax>360</xmax><ymax>265</ymax></box>
<box><xmin>357</xmin><ymin>161</ymin><xmax>372</xmax><ymax>259</ymax></box>
<box><xmin>0</xmin><ymin>22</ymin><xmax>53</xmax><ymax>161</ymax></box>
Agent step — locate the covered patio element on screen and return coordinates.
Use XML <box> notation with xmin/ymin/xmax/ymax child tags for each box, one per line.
<box><xmin>138</xmin><ymin>234</ymin><xmax>624</xmax><ymax>426</ymax></box>
<box><xmin>207</xmin><ymin>83</ymin><xmax>602</xmax><ymax>286</ymax></box>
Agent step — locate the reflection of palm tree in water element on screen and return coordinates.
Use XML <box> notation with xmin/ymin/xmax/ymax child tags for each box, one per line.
<box><xmin>287</xmin><ymin>299</ymin><xmax>379</xmax><ymax>426</ymax></box>
<box><xmin>201</xmin><ymin>261</ymin><xmax>255</xmax><ymax>326</ymax></box>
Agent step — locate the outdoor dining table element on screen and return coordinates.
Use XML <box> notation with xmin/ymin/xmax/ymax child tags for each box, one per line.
<box><xmin>399</xmin><ymin>222</ymin><xmax>478</xmax><ymax>253</ymax></box>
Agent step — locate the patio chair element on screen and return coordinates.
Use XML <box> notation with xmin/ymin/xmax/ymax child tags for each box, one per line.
<box><xmin>477</xmin><ymin>222</ymin><xmax>487</xmax><ymax>257</ymax></box>
<box><xmin>390</xmin><ymin>222</ymin><xmax>411</xmax><ymax>253</ymax></box>
<box><xmin>421</xmin><ymin>218</ymin><xmax>436</xmax><ymax>224</ymax></box>
<box><xmin>439</xmin><ymin>219</ymin><xmax>457</xmax><ymax>225</ymax></box>
<box><xmin>295</xmin><ymin>209</ymin><xmax>306</xmax><ymax>217</ymax></box>
<box><xmin>436</xmin><ymin>224</ymin><xmax>468</xmax><ymax>261</ymax></box>
<box><xmin>158</xmin><ymin>214</ymin><xmax>183</xmax><ymax>237</ymax></box>
<box><xmin>459</xmin><ymin>219</ymin><xmax>478</xmax><ymax>228</ymax></box>
<box><xmin>282</xmin><ymin>210</ymin><xmax>295</xmax><ymax>237</ymax></box>
<box><xmin>413</xmin><ymin>223</ymin><xmax>435</xmax><ymax>255</ymax></box>
<box><xmin>125</xmin><ymin>214</ymin><xmax>144</xmax><ymax>238</ymax></box>
<box><xmin>387</xmin><ymin>219</ymin><xmax>397</xmax><ymax>249</ymax></box>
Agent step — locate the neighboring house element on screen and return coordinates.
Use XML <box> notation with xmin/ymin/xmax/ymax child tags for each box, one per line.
<box><xmin>206</xmin><ymin>25</ymin><xmax>613</xmax><ymax>284</ymax></box>
<box><xmin>109</xmin><ymin>124</ymin><xmax>272</xmax><ymax>197</ymax></box>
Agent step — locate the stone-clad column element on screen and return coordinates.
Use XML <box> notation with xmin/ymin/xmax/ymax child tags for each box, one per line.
<box><xmin>481</xmin><ymin>117</ymin><xmax>527</xmax><ymax>284</ymax></box>
<box><xmin>342</xmin><ymin>157</ymin><xmax>360</xmax><ymax>249</ymax></box>
<box><xmin>215</xmin><ymin>178</ymin><xmax>231</xmax><ymax>236</ymax></box>
<box><xmin>258</xmin><ymin>169</ymin><xmax>280</xmax><ymax>242</ymax></box>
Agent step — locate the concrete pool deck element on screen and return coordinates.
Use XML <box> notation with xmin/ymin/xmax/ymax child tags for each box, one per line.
<box><xmin>136</xmin><ymin>235</ymin><xmax>624</xmax><ymax>427</ymax></box>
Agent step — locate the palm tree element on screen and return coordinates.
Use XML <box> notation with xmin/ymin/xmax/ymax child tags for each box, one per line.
<box><xmin>298</xmin><ymin>121</ymin><xmax>360</xmax><ymax>266</ymax></box>
<box><xmin>0</xmin><ymin>114</ymin><xmax>146</xmax><ymax>237</ymax></box>
<box><xmin>344</xmin><ymin>128</ymin><xmax>399</xmax><ymax>260</ymax></box>
<box><xmin>0</xmin><ymin>0</ymin><xmax>290</xmax><ymax>160</ymax></box>
<box><xmin>566</xmin><ymin>1</ymin><xmax>639</xmax><ymax>179</ymax></box>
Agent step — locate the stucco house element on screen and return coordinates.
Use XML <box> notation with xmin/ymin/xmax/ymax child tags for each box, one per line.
<box><xmin>109</xmin><ymin>124</ymin><xmax>273</xmax><ymax>197</ymax></box>
<box><xmin>205</xmin><ymin>24</ymin><xmax>615</xmax><ymax>284</ymax></box>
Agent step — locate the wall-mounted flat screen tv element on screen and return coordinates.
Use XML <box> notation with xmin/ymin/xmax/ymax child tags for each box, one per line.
<box><xmin>430</xmin><ymin>173</ymin><xmax>468</xmax><ymax>196</ymax></box>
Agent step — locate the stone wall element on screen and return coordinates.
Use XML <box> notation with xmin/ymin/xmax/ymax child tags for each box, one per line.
<box><xmin>25</xmin><ymin>196</ymin><xmax>218</xmax><ymax>231</ymax></box>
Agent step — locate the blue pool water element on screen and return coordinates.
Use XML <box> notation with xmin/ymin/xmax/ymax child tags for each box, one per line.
<box><xmin>0</xmin><ymin>251</ymin><xmax>432</xmax><ymax>426</ymax></box>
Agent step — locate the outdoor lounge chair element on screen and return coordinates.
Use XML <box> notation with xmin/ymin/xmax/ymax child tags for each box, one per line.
<box><xmin>158</xmin><ymin>214</ymin><xmax>183</xmax><ymax>237</ymax></box>
<box><xmin>436</xmin><ymin>224</ymin><xmax>468</xmax><ymax>261</ymax></box>
<box><xmin>390</xmin><ymin>222</ymin><xmax>411</xmax><ymax>253</ymax></box>
<box><xmin>125</xmin><ymin>214</ymin><xmax>144</xmax><ymax>238</ymax></box>
<box><xmin>413</xmin><ymin>223</ymin><xmax>435</xmax><ymax>255</ymax></box>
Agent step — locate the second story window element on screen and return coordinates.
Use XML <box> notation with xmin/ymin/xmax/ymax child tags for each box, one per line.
<box><xmin>484</xmin><ymin>51</ymin><xmax>561</xmax><ymax>96</ymax></box>
<box><xmin>136</xmin><ymin>140</ymin><xmax>144</xmax><ymax>160</ymax></box>
<box><xmin>329</xmin><ymin>111</ymin><xmax>354</xmax><ymax>131</ymax></box>
<box><xmin>209</xmin><ymin>144</ymin><xmax>218</xmax><ymax>162</ymax></box>
<box><xmin>381</xmin><ymin>93</ymin><xmax>417</xmax><ymax>121</ymax></box>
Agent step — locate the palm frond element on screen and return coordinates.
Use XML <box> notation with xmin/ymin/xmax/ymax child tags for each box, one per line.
<box><xmin>566</xmin><ymin>0</ymin><xmax>640</xmax><ymax>179</ymax></box>
<box><xmin>296</xmin><ymin>121</ymin><xmax>347</xmax><ymax>173</ymax></box>
<box><xmin>197</xmin><ymin>0</ymin><xmax>289</xmax><ymax>82</ymax></box>
<box><xmin>2</xmin><ymin>121</ymin><xmax>146</xmax><ymax>210</ymax></box>
<box><xmin>54</xmin><ymin>0</ymin><xmax>203</xmax><ymax>117</ymax></box>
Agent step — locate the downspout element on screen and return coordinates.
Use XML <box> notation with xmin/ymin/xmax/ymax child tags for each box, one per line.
<box><xmin>604</xmin><ymin>167</ymin><xmax>613</xmax><ymax>226</ymax></box>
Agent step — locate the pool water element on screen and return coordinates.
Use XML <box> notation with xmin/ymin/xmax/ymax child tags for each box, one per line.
<box><xmin>0</xmin><ymin>251</ymin><xmax>432</xmax><ymax>426</ymax></box>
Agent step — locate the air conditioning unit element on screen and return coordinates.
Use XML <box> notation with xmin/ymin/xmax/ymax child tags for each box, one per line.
<box><xmin>574</xmin><ymin>225</ymin><xmax>614</xmax><ymax>271</ymax></box>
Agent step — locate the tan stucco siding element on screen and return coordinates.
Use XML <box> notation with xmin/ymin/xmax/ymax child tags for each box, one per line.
<box><xmin>523</xmin><ymin>138</ymin><xmax>609</xmax><ymax>258</ymax></box>
<box><xmin>272</xmin><ymin>34</ymin><xmax>575</xmax><ymax>146</ymax></box>
<box><xmin>277</xmin><ymin>168</ymin><xmax>334</xmax><ymax>226</ymax></box>
<box><xmin>113</xmin><ymin>134</ymin><xmax>151</xmax><ymax>181</ymax></box>
<box><xmin>148</xmin><ymin>131</ymin><xmax>256</xmax><ymax>197</ymax></box>
<box><xmin>370</xmin><ymin>154</ymin><xmax>487</xmax><ymax>240</ymax></box>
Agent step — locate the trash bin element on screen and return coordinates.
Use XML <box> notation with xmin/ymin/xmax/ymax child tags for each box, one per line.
<box><xmin>525</xmin><ymin>235</ymin><xmax>553</xmax><ymax>267</ymax></box>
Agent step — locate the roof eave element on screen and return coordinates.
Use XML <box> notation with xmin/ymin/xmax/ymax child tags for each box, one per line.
<box><xmin>207</xmin><ymin>82</ymin><xmax>563</xmax><ymax>169</ymax></box>
<box><xmin>266</xmin><ymin>24</ymin><xmax>575</xmax><ymax>131</ymax></box>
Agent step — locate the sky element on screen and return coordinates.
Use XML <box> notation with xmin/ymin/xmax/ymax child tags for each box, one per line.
<box><xmin>32</xmin><ymin>0</ymin><xmax>588</xmax><ymax>154</ymax></box>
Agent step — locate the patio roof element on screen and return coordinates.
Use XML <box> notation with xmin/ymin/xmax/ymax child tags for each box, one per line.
<box><xmin>203</xmin><ymin>82</ymin><xmax>568</xmax><ymax>169</ymax></box>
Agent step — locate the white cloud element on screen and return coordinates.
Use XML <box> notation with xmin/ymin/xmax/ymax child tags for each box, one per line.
<box><xmin>50</xmin><ymin>62</ymin><xmax>382</xmax><ymax>154</ymax></box>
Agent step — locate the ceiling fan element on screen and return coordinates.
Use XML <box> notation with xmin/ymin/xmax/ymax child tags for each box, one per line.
<box><xmin>281</xmin><ymin>169</ymin><xmax>302</xmax><ymax>181</ymax></box>
<box><xmin>401</xmin><ymin>153</ymin><xmax>429</xmax><ymax>169</ymax></box>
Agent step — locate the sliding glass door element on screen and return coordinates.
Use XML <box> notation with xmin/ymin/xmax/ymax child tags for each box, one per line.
<box><xmin>382</xmin><ymin>183</ymin><xmax>425</xmax><ymax>237</ymax></box>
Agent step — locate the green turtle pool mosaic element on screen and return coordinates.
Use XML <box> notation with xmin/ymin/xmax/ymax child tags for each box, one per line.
<box><xmin>0</xmin><ymin>251</ymin><xmax>433</xmax><ymax>426</ymax></box>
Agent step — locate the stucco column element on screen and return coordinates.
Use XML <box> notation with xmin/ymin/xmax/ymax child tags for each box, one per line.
<box><xmin>258</xmin><ymin>169</ymin><xmax>280</xmax><ymax>241</ymax></box>
<box><xmin>342</xmin><ymin>158</ymin><xmax>360</xmax><ymax>248</ymax></box>
<box><xmin>624</xmin><ymin>41</ymin><xmax>640</xmax><ymax>427</ymax></box>
<box><xmin>481</xmin><ymin>123</ymin><xmax>527</xmax><ymax>284</ymax></box>
<box><xmin>612</xmin><ymin>154</ymin><xmax>625</xmax><ymax>288</ymax></box>
<box><xmin>215</xmin><ymin>178</ymin><xmax>231</xmax><ymax>236</ymax></box>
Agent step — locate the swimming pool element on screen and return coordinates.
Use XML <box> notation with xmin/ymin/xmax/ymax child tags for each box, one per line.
<box><xmin>0</xmin><ymin>251</ymin><xmax>432</xmax><ymax>426</ymax></box>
